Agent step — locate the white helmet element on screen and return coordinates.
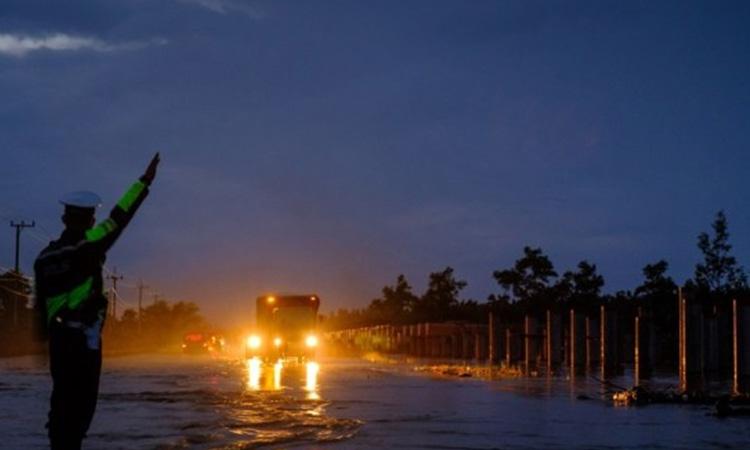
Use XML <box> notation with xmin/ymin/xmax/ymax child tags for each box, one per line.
<box><xmin>59</xmin><ymin>191</ymin><xmax>103</xmax><ymax>209</ymax></box>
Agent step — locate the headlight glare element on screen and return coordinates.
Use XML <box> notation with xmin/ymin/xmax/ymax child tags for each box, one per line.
<box><xmin>247</xmin><ymin>335</ymin><xmax>262</xmax><ymax>349</ymax></box>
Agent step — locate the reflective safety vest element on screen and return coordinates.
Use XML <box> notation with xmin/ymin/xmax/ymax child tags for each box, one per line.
<box><xmin>34</xmin><ymin>180</ymin><xmax>150</xmax><ymax>332</ymax></box>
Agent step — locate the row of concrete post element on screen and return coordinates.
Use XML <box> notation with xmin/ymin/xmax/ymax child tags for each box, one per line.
<box><xmin>679</xmin><ymin>290</ymin><xmax>750</xmax><ymax>395</ymax></box>
<box><xmin>326</xmin><ymin>293</ymin><xmax>750</xmax><ymax>395</ymax></box>
<box><xmin>327</xmin><ymin>322</ymin><xmax>488</xmax><ymax>360</ymax></box>
<box><xmin>483</xmin><ymin>306</ymin><xmax>620</xmax><ymax>378</ymax></box>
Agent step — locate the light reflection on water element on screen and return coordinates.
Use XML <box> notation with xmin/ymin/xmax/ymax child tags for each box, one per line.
<box><xmin>305</xmin><ymin>361</ymin><xmax>320</xmax><ymax>400</ymax></box>
<box><xmin>245</xmin><ymin>357</ymin><xmax>320</xmax><ymax>399</ymax></box>
<box><xmin>273</xmin><ymin>359</ymin><xmax>283</xmax><ymax>390</ymax></box>
<box><xmin>232</xmin><ymin>358</ymin><xmax>359</xmax><ymax>446</ymax></box>
<box><xmin>246</xmin><ymin>357</ymin><xmax>261</xmax><ymax>390</ymax></box>
<box><xmin>4</xmin><ymin>355</ymin><xmax>750</xmax><ymax>449</ymax></box>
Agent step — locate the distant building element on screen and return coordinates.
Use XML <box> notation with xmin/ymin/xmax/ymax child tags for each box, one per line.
<box><xmin>0</xmin><ymin>270</ymin><xmax>36</xmax><ymax>355</ymax></box>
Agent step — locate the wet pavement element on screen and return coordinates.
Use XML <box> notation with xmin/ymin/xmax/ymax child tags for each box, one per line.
<box><xmin>1</xmin><ymin>353</ymin><xmax>749</xmax><ymax>449</ymax></box>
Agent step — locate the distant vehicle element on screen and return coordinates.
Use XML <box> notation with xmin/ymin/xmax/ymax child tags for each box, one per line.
<box><xmin>246</xmin><ymin>294</ymin><xmax>320</xmax><ymax>361</ymax></box>
<box><xmin>182</xmin><ymin>332</ymin><xmax>225</xmax><ymax>354</ymax></box>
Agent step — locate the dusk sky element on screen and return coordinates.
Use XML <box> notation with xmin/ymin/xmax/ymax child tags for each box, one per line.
<box><xmin>1</xmin><ymin>0</ymin><xmax>749</xmax><ymax>326</ymax></box>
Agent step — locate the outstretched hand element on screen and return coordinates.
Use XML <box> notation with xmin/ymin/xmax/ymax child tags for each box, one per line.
<box><xmin>142</xmin><ymin>152</ymin><xmax>160</xmax><ymax>185</ymax></box>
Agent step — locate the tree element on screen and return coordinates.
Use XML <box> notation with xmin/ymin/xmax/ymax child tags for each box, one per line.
<box><xmin>694</xmin><ymin>211</ymin><xmax>748</xmax><ymax>295</ymax></box>
<box><xmin>635</xmin><ymin>259</ymin><xmax>678</xmax><ymax>324</ymax></box>
<box><xmin>493</xmin><ymin>246</ymin><xmax>558</xmax><ymax>310</ymax></box>
<box><xmin>358</xmin><ymin>275</ymin><xmax>419</xmax><ymax>326</ymax></box>
<box><xmin>451</xmin><ymin>299</ymin><xmax>485</xmax><ymax>323</ymax></box>
<box><xmin>119</xmin><ymin>309</ymin><xmax>139</xmax><ymax>328</ymax></box>
<box><xmin>138</xmin><ymin>300</ymin><xmax>207</xmax><ymax>347</ymax></box>
<box><xmin>634</xmin><ymin>260</ymin><xmax>678</xmax><ymax>366</ymax></box>
<box><xmin>414</xmin><ymin>267</ymin><xmax>467</xmax><ymax>322</ymax></box>
<box><xmin>635</xmin><ymin>260</ymin><xmax>676</xmax><ymax>300</ymax></box>
<box><xmin>379</xmin><ymin>274</ymin><xmax>418</xmax><ymax>324</ymax></box>
<box><xmin>559</xmin><ymin>260</ymin><xmax>604</xmax><ymax>310</ymax></box>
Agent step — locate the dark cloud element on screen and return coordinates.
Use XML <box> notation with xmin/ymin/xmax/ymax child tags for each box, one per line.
<box><xmin>0</xmin><ymin>1</ymin><xmax>131</xmax><ymax>34</ymax></box>
<box><xmin>2</xmin><ymin>0</ymin><xmax>749</xmax><ymax>325</ymax></box>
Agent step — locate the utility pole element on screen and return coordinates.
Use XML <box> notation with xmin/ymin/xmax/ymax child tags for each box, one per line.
<box><xmin>9</xmin><ymin>220</ymin><xmax>34</xmax><ymax>327</ymax></box>
<box><xmin>10</xmin><ymin>220</ymin><xmax>35</xmax><ymax>273</ymax></box>
<box><xmin>106</xmin><ymin>268</ymin><xmax>124</xmax><ymax>319</ymax></box>
<box><xmin>137</xmin><ymin>279</ymin><xmax>148</xmax><ymax>333</ymax></box>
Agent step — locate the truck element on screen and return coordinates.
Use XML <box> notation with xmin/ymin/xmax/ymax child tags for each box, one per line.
<box><xmin>245</xmin><ymin>294</ymin><xmax>320</xmax><ymax>361</ymax></box>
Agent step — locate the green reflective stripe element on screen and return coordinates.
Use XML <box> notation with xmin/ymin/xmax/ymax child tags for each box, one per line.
<box><xmin>85</xmin><ymin>218</ymin><xmax>118</xmax><ymax>242</ymax></box>
<box><xmin>45</xmin><ymin>277</ymin><xmax>94</xmax><ymax>323</ymax></box>
<box><xmin>117</xmin><ymin>181</ymin><xmax>146</xmax><ymax>213</ymax></box>
<box><xmin>67</xmin><ymin>277</ymin><xmax>93</xmax><ymax>309</ymax></box>
<box><xmin>46</xmin><ymin>296</ymin><xmax>67</xmax><ymax>323</ymax></box>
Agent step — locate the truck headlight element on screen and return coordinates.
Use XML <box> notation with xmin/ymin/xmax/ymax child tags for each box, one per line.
<box><xmin>273</xmin><ymin>337</ymin><xmax>283</xmax><ymax>347</ymax></box>
<box><xmin>305</xmin><ymin>335</ymin><xmax>318</xmax><ymax>348</ymax></box>
<box><xmin>247</xmin><ymin>335</ymin><xmax>262</xmax><ymax>349</ymax></box>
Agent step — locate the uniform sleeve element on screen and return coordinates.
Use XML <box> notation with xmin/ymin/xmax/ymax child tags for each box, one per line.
<box><xmin>83</xmin><ymin>179</ymin><xmax>150</xmax><ymax>255</ymax></box>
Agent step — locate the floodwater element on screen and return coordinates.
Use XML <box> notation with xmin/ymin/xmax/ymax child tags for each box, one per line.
<box><xmin>1</xmin><ymin>353</ymin><xmax>749</xmax><ymax>449</ymax></box>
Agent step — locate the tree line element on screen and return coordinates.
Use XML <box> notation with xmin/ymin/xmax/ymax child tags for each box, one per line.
<box><xmin>322</xmin><ymin>211</ymin><xmax>748</xmax><ymax>331</ymax></box>
<box><xmin>104</xmin><ymin>300</ymin><xmax>208</xmax><ymax>353</ymax></box>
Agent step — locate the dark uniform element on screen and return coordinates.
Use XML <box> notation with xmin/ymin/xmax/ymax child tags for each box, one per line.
<box><xmin>34</xmin><ymin>179</ymin><xmax>150</xmax><ymax>450</ymax></box>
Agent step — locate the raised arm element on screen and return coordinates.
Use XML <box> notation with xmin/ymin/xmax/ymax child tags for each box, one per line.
<box><xmin>83</xmin><ymin>153</ymin><xmax>160</xmax><ymax>254</ymax></box>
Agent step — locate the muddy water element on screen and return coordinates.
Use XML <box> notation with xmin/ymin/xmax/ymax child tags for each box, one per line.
<box><xmin>1</xmin><ymin>354</ymin><xmax>749</xmax><ymax>449</ymax></box>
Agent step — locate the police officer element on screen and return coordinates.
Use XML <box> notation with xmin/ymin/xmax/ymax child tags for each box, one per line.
<box><xmin>34</xmin><ymin>153</ymin><xmax>160</xmax><ymax>450</ymax></box>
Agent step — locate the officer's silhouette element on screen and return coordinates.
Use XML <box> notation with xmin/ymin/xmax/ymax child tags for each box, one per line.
<box><xmin>34</xmin><ymin>154</ymin><xmax>160</xmax><ymax>450</ymax></box>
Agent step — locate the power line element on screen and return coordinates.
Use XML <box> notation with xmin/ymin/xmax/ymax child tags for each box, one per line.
<box><xmin>110</xmin><ymin>288</ymin><xmax>136</xmax><ymax>308</ymax></box>
<box><xmin>26</xmin><ymin>229</ymin><xmax>52</xmax><ymax>245</ymax></box>
<box><xmin>137</xmin><ymin>279</ymin><xmax>148</xmax><ymax>332</ymax></box>
<box><xmin>34</xmin><ymin>222</ymin><xmax>57</xmax><ymax>241</ymax></box>
<box><xmin>106</xmin><ymin>268</ymin><xmax>124</xmax><ymax>319</ymax></box>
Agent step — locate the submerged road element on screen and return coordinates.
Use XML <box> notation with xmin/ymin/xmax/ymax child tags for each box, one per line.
<box><xmin>1</xmin><ymin>353</ymin><xmax>750</xmax><ymax>449</ymax></box>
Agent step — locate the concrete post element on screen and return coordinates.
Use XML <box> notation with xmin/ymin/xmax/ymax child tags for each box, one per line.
<box><xmin>545</xmin><ymin>311</ymin><xmax>551</xmax><ymax>375</ymax></box>
<box><xmin>545</xmin><ymin>311</ymin><xmax>552</xmax><ymax>375</ymax></box>
<box><xmin>634</xmin><ymin>307</ymin><xmax>652</xmax><ymax>385</ymax></box>
<box><xmin>678</xmin><ymin>289</ymin><xmax>686</xmax><ymax>391</ymax></box>
<box><xmin>524</xmin><ymin>315</ymin><xmax>538</xmax><ymax>375</ymax></box>
<box><xmin>585</xmin><ymin>316</ymin><xmax>600</xmax><ymax>373</ymax></box>
<box><xmin>545</xmin><ymin>310</ymin><xmax>562</xmax><ymax>376</ymax></box>
<box><xmin>679</xmin><ymin>288</ymin><xmax>703</xmax><ymax>394</ymax></box>
<box><xmin>733</xmin><ymin>299</ymin><xmax>750</xmax><ymax>396</ymax></box>
<box><xmin>600</xmin><ymin>306</ymin><xmax>608</xmax><ymax>379</ymax></box>
<box><xmin>417</xmin><ymin>323</ymin><xmax>425</xmax><ymax>357</ymax></box>
<box><xmin>505</xmin><ymin>328</ymin><xmax>512</xmax><ymax>368</ymax></box>
<box><xmin>600</xmin><ymin>306</ymin><xmax>619</xmax><ymax>378</ymax></box>
<box><xmin>634</xmin><ymin>314</ymin><xmax>641</xmax><ymax>386</ymax></box>
<box><xmin>489</xmin><ymin>312</ymin><xmax>497</xmax><ymax>365</ymax></box>
<box><xmin>705</xmin><ymin>311</ymin><xmax>720</xmax><ymax>381</ymax></box>
<box><xmin>406</xmin><ymin>325</ymin><xmax>417</xmax><ymax>356</ymax></box>
<box><xmin>570</xmin><ymin>309</ymin><xmax>585</xmax><ymax>375</ymax></box>
<box><xmin>461</xmin><ymin>332</ymin><xmax>470</xmax><ymax>359</ymax></box>
<box><xmin>585</xmin><ymin>316</ymin><xmax>592</xmax><ymax>373</ymax></box>
<box><xmin>570</xmin><ymin>309</ymin><xmax>575</xmax><ymax>375</ymax></box>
